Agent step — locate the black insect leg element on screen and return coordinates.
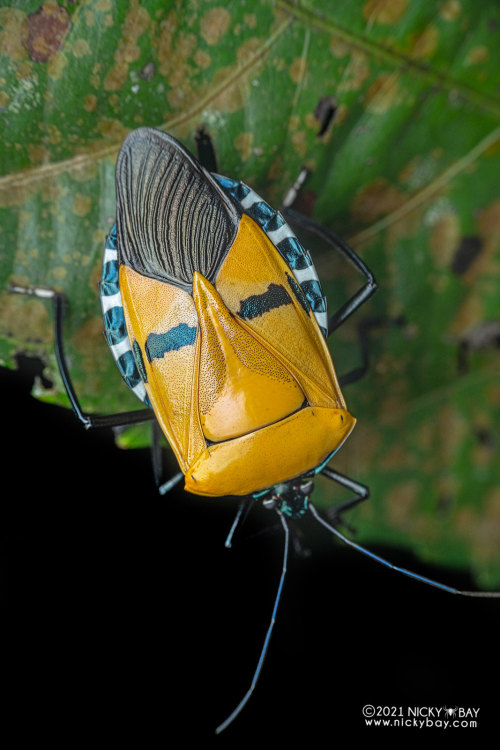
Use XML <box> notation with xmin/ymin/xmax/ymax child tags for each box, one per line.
<box><xmin>150</xmin><ymin>420</ymin><xmax>165</xmax><ymax>487</ymax></box>
<box><xmin>320</xmin><ymin>466</ymin><xmax>370</xmax><ymax>530</ymax></box>
<box><xmin>10</xmin><ymin>284</ymin><xmax>155</xmax><ymax>430</ymax></box>
<box><xmin>195</xmin><ymin>125</ymin><xmax>219</xmax><ymax>173</ymax></box>
<box><xmin>148</xmin><ymin>420</ymin><xmax>183</xmax><ymax>495</ymax></box>
<box><xmin>282</xmin><ymin>207</ymin><xmax>377</xmax><ymax>335</ymax></box>
<box><xmin>339</xmin><ymin>315</ymin><xmax>405</xmax><ymax>387</ymax></box>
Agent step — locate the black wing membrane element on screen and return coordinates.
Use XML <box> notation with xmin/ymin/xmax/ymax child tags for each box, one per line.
<box><xmin>116</xmin><ymin>128</ymin><xmax>240</xmax><ymax>291</ymax></box>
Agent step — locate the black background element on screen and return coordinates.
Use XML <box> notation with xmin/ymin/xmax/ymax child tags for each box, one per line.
<box><xmin>2</xmin><ymin>357</ymin><xmax>499</xmax><ymax>745</ymax></box>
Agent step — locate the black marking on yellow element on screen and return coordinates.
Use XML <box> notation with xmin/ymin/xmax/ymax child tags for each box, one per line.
<box><xmin>146</xmin><ymin>324</ymin><xmax>197</xmax><ymax>362</ymax></box>
<box><xmin>237</xmin><ymin>284</ymin><xmax>292</xmax><ymax>320</ymax></box>
<box><xmin>132</xmin><ymin>339</ymin><xmax>148</xmax><ymax>383</ymax></box>
<box><xmin>286</xmin><ymin>273</ymin><xmax>309</xmax><ymax>314</ymax></box>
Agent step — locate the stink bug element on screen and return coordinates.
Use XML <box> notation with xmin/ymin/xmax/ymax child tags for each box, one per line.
<box><xmin>10</xmin><ymin>127</ymin><xmax>500</xmax><ymax>733</ymax></box>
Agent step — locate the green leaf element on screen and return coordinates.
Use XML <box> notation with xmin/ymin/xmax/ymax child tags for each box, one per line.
<box><xmin>1</xmin><ymin>0</ymin><xmax>500</xmax><ymax>586</ymax></box>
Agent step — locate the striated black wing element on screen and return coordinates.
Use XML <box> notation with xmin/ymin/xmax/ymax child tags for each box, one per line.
<box><xmin>116</xmin><ymin>127</ymin><xmax>240</xmax><ymax>291</ymax></box>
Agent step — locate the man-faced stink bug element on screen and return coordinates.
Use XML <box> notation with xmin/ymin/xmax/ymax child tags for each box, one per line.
<box><xmin>109</xmin><ymin>128</ymin><xmax>355</xmax><ymax>499</ymax></box>
<box><xmin>11</xmin><ymin>127</ymin><xmax>500</xmax><ymax>733</ymax></box>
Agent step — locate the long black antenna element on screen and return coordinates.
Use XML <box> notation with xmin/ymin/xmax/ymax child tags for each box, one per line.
<box><xmin>215</xmin><ymin>513</ymin><xmax>290</xmax><ymax>733</ymax></box>
<box><xmin>308</xmin><ymin>503</ymin><xmax>500</xmax><ymax>597</ymax></box>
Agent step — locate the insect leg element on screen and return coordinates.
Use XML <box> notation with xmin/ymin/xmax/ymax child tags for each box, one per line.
<box><xmin>308</xmin><ymin>502</ymin><xmax>500</xmax><ymax>598</ymax></box>
<box><xmin>194</xmin><ymin>125</ymin><xmax>219</xmax><ymax>173</ymax></box>
<box><xmin>215</xmin><ymin>513</ymin><xmax>290</xmax><ymax>734</ymax></box>
<box><xmin>150</xmin><ymin>421</ymin><xmax>165</xmax><ymax>487</ymax></box>
<box><xmin>157</xmin><ymin>472</ymin><xmax>183</xmax><ymax>496</ymax></box>
<box><xmin>339</xmin><ymin>315</ymin><xmax>405</xmax><ymax>387</ymax></box>
<box><xmin>320</xmin><ymin>466</ymin><xmax>370</xmax><ymax>519</ymax></box>
<box><xmin>224</xmin><ymin>497</ymin><xmax>254</xmax><ymax>549</ymax></box>
<box><xmin>10</xmin><ymin>284</ymin><xmax>155</xmax><ymax>430</ymax></box>
<box><xmin>148</xmin><ymin>420</ymin><xmax>183</xmax><ymax>494</ymax></box>
<box><xmin>281</xmin><ymin>207</ymin><xmax>377</xmax><ymax>335</ymax></box>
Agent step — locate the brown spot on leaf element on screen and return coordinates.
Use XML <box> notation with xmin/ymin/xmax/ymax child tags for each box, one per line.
<box><xmin>73</xmin><ymin>193</ymin><xmax>92</xmax><ymax>217</ymax></box>
<box><xmin>237</xmin><ymin>37</ymin><xmax>262</xmax><ymax>64</ymax></box>
<box><xmin>437</xmin><ymin>404</ymin><xmax>467</xmax><ymax>468</ymax></box>
<box><xmin>429</xmin><ymin>212</ymin><xmax>460</xmax><ymax>268</ymax></box>
<box><xmin>440</xmin><ymin>1</ymin><xmax>461</xmax><ymax>21</ymax></box>
<box><xmin>234</xmin><ymin>132</ymin><xmax>253</xmax><ymax>161</ymax></box>
<box><xmin>0</xmin><ymin>290</ymin><xmax>52</xmax><ymax>343</ymax></box>
<box><xmin>380</xmin><ymin>442</ymin><xmax>416</xmax><ymax>471</ymax></box>
<box><xmin>84</xmin><ymin>93</ymin><xmax>98</xmax><ymax>112</ymax></box>
<box><xmin>103</xmin><ymin>3</ymin><xmax>151</xmax><ymax>91</ymax></box>
<box><xmin>329</xmin><ymin>37</ymin><xmax>352</xmax><ymax>59</ymax></box>
<box><xmin>95</xmin><ymin>117</ymin><xmax>129</xmax><ymax>143</ymax></box>
<box><xmin>289</xmin><ymin>56</ymin><xmax>307</xmax><ymax>84</ymax></box>
<box><xmin>450</xmin><ymin>295</ymin><xmax>485</xmax><ymax>335</ymax></box>
<box><xmin>27</xmin><ymin>143</ymin><xmax>49</xmax><ymax>164</ymax></box>
<box><xmin>456</xmin><ymin>489</ymin><xmax>500</xmax><ymax>563</ymax></box>
<box><xmin>209</xmin><ymin>65</ymin><xmax>250</xmax><ymax>113</ymax></box>
<box><xmin>466</xmin><ymin>45</ymin><xmax>488</xmax><ymax>66</ymax></box>
<box><xmin>103</xmin><ymin>63</ymin><xmax>128</xmax><ymax>91</ymax></box>
<box><xmin>478</xmin><ymin>198</ymin><xmax>500</xmax><ymax>239</ymax></box>
<box><xmin>200</xmin><ymin>7</ymin><xmax>231</xmax><ymax>46</ymax></box>
<box><xmin>194</xmin><ymin>49</ymin><xmax>211</xmax><ymax>69</ymax></box>
<box><xmin>0</xmin><ymin>8</ymin><xmax>28</xmax><ymax>62</ymax></box>
<box><xmin>24</xmin><ymin>2</ymin><xmax>70</xmax><ymax>63</ymax></box>
<box><xmin>47</xmin><ymin>50</ymin><xmax>67</xmax><ymax>78</ymax></box>
<box><xmin>364</xmin><ymin>73</ymin><xmax>400</xmax><ymax>114</ymax></box>
<box><xmin>291</xmin><ymin>130</ymin><xmax>307</xmax><ymax>158</ymax></box>
<box><xmin>351</xmin><ymin>178</ymin><xmax>405</xmax><ymax>224</ymax></box>
<box><xmin>74</xmin><ymin>317</ymin><xmax>105</xmax><ymax>356</ymax></box>
<box><xmin>408</xmin><ymin>25</ymin><xmax>439</xmax><ymax>60</ymax></box>
<box><xmin>337</xmin><ymin>50</ymin><xmax>370</xmax><ymax>93</ymax></box>
<box><xmin>385</xmin><ymin>481</ymin><xmax>419</xmax><ymax>530</ymax></box>
<box><xmin>72</xmin><ymin>38</ymin><xmax>91</xmax><ymax>58</ymax></box>
<box><xmin>363</xmin><ymin>0</ymin><xmax>408</xmax><ymax>24</ymax></box>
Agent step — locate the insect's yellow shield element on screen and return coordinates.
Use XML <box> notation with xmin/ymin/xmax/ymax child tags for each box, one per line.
<box><xmin>192</xmin><ymin>271</ymin><xmax>305</xmax><ymax>442</ymax></box>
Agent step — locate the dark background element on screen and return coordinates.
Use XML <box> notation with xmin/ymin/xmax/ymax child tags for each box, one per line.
<box><xmin>2</xmin><ymin>357</ymin><xmax>498</xmax><ymax>745</ymax></box>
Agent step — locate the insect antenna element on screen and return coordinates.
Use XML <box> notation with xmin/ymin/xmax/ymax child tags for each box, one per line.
<box><xmin>215</xmin><ymin>513</ymin><xmax>290</xmax><ymax>734</ymax></box>
<box><xmin>308</xmin><ymin>503</ymin><xmax>500</xmax><ymax>597</ymax></box>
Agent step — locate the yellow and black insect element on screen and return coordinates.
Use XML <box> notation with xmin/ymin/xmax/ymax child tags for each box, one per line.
<box><xmin>11</xmin><ymin>127</ymin><xmax>500</xmax><ymax>733</ymax></box>
<box><xmin>109</xmin><ymin>128</ymin><xmax>355</xmax><ymax>500</ymax></box>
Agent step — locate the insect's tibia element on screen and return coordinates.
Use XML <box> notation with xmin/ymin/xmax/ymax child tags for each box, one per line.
<box><xmin>158</xmin><ymin>471</ymin><xmax>183</xmax><ymax>495</ymax></box>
